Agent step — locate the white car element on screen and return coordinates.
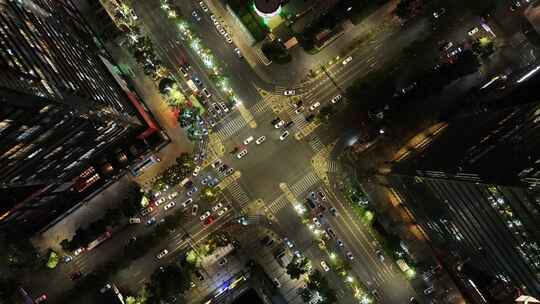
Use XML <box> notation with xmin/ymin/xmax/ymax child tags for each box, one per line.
<box><xmin>224</xmin><ymin>33</ymin><xmax>233</xmax><ymax>44</ymax></box>
<box><xmin>330</xmin><ymin>95</ymin><xmax>342</xmax><ymax>104</ymax></box>
<box><xmin>73</xmin><ymin>247</ymin><xmax>85</xmax><ymax>256</ymax></box>
<box><xmin>309</xmin><ymin>102</ymin><xmax>321</xmax><ymax>111</ymax></box>
<box><xmin>200</xmin><ymin>210</ymin><xmax>211</xmax><ymax>221</ymax></box>
<box><xmin>210</xmin><ymin>14</ymin><xmax>217</xmax><ymax>21</ymax></box>
<box><xmin>274</xmin><ymin>120</ymin><xmax>285</xmax><ymax>128</ymax></box>
<box><xmin>295</xmin><ymin>106</ymin><xmax>305</xmax><ymax>114</ymax></box>
<box><xmin>156</xmin><ymin>249</ymin><xmax>169</xmax><ymax>259</ymax></box>
<box><xmin>342</xmin><ymin>56</ymin><xmax>352</xmax><ymax>65</ymax></box>
<box><xmin>243</xmin><ymin>136</ymin><xmax>254</xmax><ymax>145</ymax></box>
<box><xmin>199</xmin><ymin>1</ymin><xmax>208</xmax><ymax>12</ymax></box>
<box><xmin>234</xmin><ymin>47</ymin><xmax>243</xmax><ymax>58</ymax></box>
<box><xmin>255</xmin><ymin>136</ymin><xmax>266</xmax><ymax>144</ymax></box>
<box><xmin>192</xmin><ymin>11</ymin><xmax>201</xmax><ymax>21</ymax></box>
<box><xmin>193</xmin><ymin>165</ymin><xmax>201</xmax><ymax>176</ymax></box>
<box><xmin>191</xmin><ymin>204</ymin><xmax>199</xmax><ymax>216</ymax></box>
<box><xmin>279</xmin><ymin>131</ymin><xmax>289</xmax><ymax>141</ymax></box>
<box><xmin>312</xmin><ymin>217</ymin><xmax>321</xmax><ymax>227</ymax></box>
<box><xmin>182</xmin><ymin>198</ymin><xmax>193</xmax><ymax>207</ymax></box>
<box><xmin>217</xmin><ymin>205</ymin><xmax>229</xmax><ymax>216</ymax></box>
<box><xmin>212</xmin><ymin>202</ymin><xmax>223</xmax><ymax>212</ymax></box>
<box><xmin>211</xmin><ymin>159</ymin><xmax>222</xmax><ymax>168</ymax></box>
<box><xmin>237</xmin><ymin>149</ymin><xmax>248</xmax><ymax>159</ymax></box>
<box><xmin>273</xmin><ymin>278</ymin><xmax>281</xmax><ymax>288</ymax></box>
<box><xmin>168</xmin><ymin>192</ymin><xmax>178</xmax><ymax>200</ymax></box>
<box><xmin>129</xmin><ymin>217</ymin><xmax>141</xmax><ymax>224</ymax></box>
<box><xmin>155</xmin><ymin>197</ymin><xmax>166</xmax><ymax>206</ymax></box>
<box><xmin>217</xmin><ymin>26</ymin><xmax>226</xmax><ymax>35</ymax></box>
<box><xmin>320</xmin><ymin>260</ymin><xmax>330</xmax><ymax>272</ymax></box>
<box><xmin>346</xmin><ymin>251</ymin><xmax>354</xmax><ymax>260</ymax></box>
<box><xmin>164</xmin><ymin>202</ymin><xmax>176</xmax><ymax>210</ymax></box>
<box><xmin>468</xmin><ymin>27</ymin><xmax>479</xmax><ymax>36</ymax></box>
<box><xmin>284</xmin><ymin>89</ymin><xmax>295</xmax><ymax>96</ymax></box>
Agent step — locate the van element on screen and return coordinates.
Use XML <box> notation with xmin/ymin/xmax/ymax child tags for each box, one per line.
<box><xmin>129</xmin><ymin>217</ymin><xmax>141</xmax><ymax>224</ymax></box>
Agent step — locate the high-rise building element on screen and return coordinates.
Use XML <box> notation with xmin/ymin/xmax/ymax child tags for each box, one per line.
<box><xmin>387</xmin><ymin>71</ymin><xmax>540</xmax><ymax>300</ymax></box>
<box><xmin>0</xmin><ymin>0</ymin><xmax>147</xmax><ymax>232</ymax></box>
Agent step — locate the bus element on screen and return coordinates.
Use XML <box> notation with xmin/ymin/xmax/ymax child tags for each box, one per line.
<box><xmin>131</xmin><ymin>154</ymin><xmax>160</xmax><ymax>176</ymax></box>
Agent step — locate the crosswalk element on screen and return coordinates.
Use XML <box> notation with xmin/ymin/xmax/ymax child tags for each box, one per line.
<box><xmin>288</xmin><ymin>110</ymin><xmax>310</xmax><ymax>131</ymax></box>
<box><xmin>214</xmin><ymin>115</ymin><xmax>247</xmax><ymax>140</ymax></box>
<box><xmin>308</xmin><ymin>136</ymin><xmax>324</xmax><ymax>152</ymax></box>
<box><xmin>290</xmin><ymin>171</ymin><xmax>320</xmax><ymax>197</ymax></box>
<box><xmin>225</xmin><ymin>180</ymin><xmax>250</xmax><ymax>208</ymax></box>
<box><xmin>327</xmin><ymin>160</ymin><xmax>340</xmax><ymax>172</ymax></box>
<box><xmin>249</xmin><ymin>101</ymin><xmax>270</xmax><ymax>115</ymax></box>
<box><xmin>265</xmin><ymin>195</ymin><xmax>289</xmax><ymax>215</ymax></box>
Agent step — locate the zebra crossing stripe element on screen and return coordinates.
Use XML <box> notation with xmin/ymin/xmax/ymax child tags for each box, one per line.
<box><xmin>226</xmin><ymin>181</ymin><xmax>250</xmax><ymax>207</ymax></box>
<box><xmin>309</xmin><ymin>136</ymin><xmax>324</xmax><ymax>151</ymax></box>
<box><xmin>266</xmin><ymin>196</ymin><xmax>289</xmax><ymax>214</ymax></box>
<box><xmin>215</xmin><ymin>116</ymin><xmax>247</xmax><ymax>140</ymax></box>
<box><xmin>327</xmin><ymin>160</ymin><xmax>339</xmax><ymax>172</ymax></box>
<box><xmin>249</xmin><ymin>102</ymin><xmax>269</xmax><ymax>115</ymax></box>
<box><xmin>290</xmin><ymin>172</ymin><xmax>320</xmax><ymax>197</ymax></box>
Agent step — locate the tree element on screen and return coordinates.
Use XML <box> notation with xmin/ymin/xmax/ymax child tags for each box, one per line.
<box><xmin>472</xmin><ymin>37</ymin><xmax>495</xmax><ymax>59</ymax></box>
<box><xmin>199</xmin><ymin>186</ymin><xmax>220</xmax><ymax>203</ymax></box>
<box><xmin>103</xmin><ymin>208</ymin><xmax>123</xmax><ymax>227</ymax></box>
<box><xmin>60</xmin><ymin>239</ymin><xmax>71</xmax><ymax>251</ymax></box>
<box><xmin>306</xmin><ymin>270</ymin><xmax>337</xmax><ymax>304</ymax></box>
<box><xmin>299</xmin><ymin>288</ymin><xmax>314</xmax><ymax>303</ymax></box>
<box><xmin>286</xmin><ymin>256</ymin><xmax>309</xmax><ymax>280</ymax></box>
<box><xmin>261</xmin><ymin>41</ymin><xmax>291</xmax><ymax>64</ymax></box>
<box><xmin>147</xmin><ymin>264</ymin><xmax>192</xmax><ymax>301</ymax></box>
<box><xmin>395</xmin><ymin>0</ymin><xmax>422</xmax><ymax>20</ymax></box>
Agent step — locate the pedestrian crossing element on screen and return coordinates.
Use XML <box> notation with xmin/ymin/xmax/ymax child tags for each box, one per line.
<box><xmin>288</xmin><ymin>111</ymin><xmax>310</xmax><ymax>131</ymax></box>
<box><xmin>249</xmin><ymin>101</ymin><xmax>270</xmax><ymax>115</ymax></box>
<box><xmin>327</xmin><ymin>160</ymin><xmax>340</xmax><ymax>172</ymax></box>
<box><xmin>290</xmin><ymin>171</ymin><xmax>320</xmax><ymax>197</ymax></box>
<box><xmin>215</xmin><ymin>115</ymin><xmax>247</xmax><ymax>140</ymax></box>
<box><xmin>308</xmin><ymin>136</ymin><xmax>324</xmax><ymax>152</ymax></box>
<box><xmin>265</xmin><ymin>195</ymin><xmax>289</xmax><ymax>215</ymax></box>
<box><xmin>225</xmin><ymin>180</ymin><xmax>250</xmax><ymax>208</ymax></box>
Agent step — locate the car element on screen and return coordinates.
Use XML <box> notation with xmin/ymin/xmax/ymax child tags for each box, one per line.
<box><xmin>272</xmin><ymin>278</ymin><xmax>281</xmax><ymax>288</ymax></box>
<box><xmin>432</xmin><ymin>7</ymin><xmax>446</xmax><ymax>18</ymax></box>
<box><xmin>129</xmin><ymin>217</ymin><xmax>141</xmax><ymax>224</ymax></box>
<box><xmin>195</xmin><ymin>270</ymin><xmax>205</xmax><ymax>281</ymax></box>
<box><xmin>284</xmin><ymin>237</ymin><xmax>294</xmax><ymax>248</ymax></box>
<box><xmin>156</xmin><ymin>249</ymin><xmax>169</xmax><ymax>259</ymax></box>
<box><xmin>209</xmin><ymin>118</ymin><xmax>217</xmax><ymax>127</ymax></box>
<box><xmin>200</xmin><ymin>210</ymin><xmax>211</xmax><ymax>221</ymax></box>
<box><xmin>70</xmin><ymin>271</ymin><xmax>82</xmax><ymax>281</ymax></box>
<box><xmin>309</xmin><ymin>102</ymin><xmax>321</xmax><ymax>111</ymax></box>
<box><xmin>342</xmin><ymin>56</ymin><xmax>352</xmax><ymax>65</ymax></box>
<box><xmin>326</xmin><ymin>228</ymin><xmax>336</xmax><ymax>238</ymax></box>
<box><xmin>192</xmin><ymin>11</ymin><xmax>201</xmax><ymax>21</ymax></box>
<box><xmin>346</xmin><ymin>251</ymin><xmax>354</xmax><ymax>260</ymax></box>
<box><xmin>320</xmin><ymin>260</ymin><xmax>330</xmax><ymax>272</ymax></box>
<box><xmin>255</xmin><ymin>135</ymin><xmax>266</xmax><ymax>144</ymax></box>
<box><xmin>294</xmin><ymin>100</ymin><xmax>303</xmax><ymax>108</ymax></box>
<box><xmin>237</xmin><ymin>149</ymin><xmax>248</xmax><ymax>159</ymax></box>
<box><xmin>35</xmin><ymin>294</ymin><xmax>48</xmax><ymax>304</ymax></box>
<box><xmin>168</xmin><ymin>192</ymin><xmax>178</xmax><ymax>200</ymax></box>
<box><xmin>212</xmin><ymin>202</ymin><xmax>223</xmax><ymax>212</ymax></box>
<box><xmin>201</xmin><ymin>176</ymin><xmax>209</xmax><ymax>185</ymax></box>
<box><xmin>337</xmin><ymin>239</ymin><xmax>344</xmax><ymax>247</ymax></box>
<box><xmin>279</xmin><ymin>131</ymin><xmax>289</xmax><ymax>141</ymax></box>
<box><xmin>318</xmin><ymin>190</ymin><xmax>326</xmax><ymax>201</ymax></box>
<box><xmin>218</xmin><ymin>258</ymin><xmax>228</xmax><ymax>266</ymax></box>
<box><xmin>182</xmin><ymin>198</ymin><xmax>193</xmax><ymax>207</ymax></box>
<box><xmin>140</xmin><ymin>206</ymin><xmax>154</xmax><ymax>217</ymax></box>
<box><xmin>224</xmin><ymin>33</ymin><xmax>233</xmax><ymax>44</ymax></box>
<box><xmin>330</xmin><ymin>94</ymin><xmax>342</xmax><ymax>104</ymax></box>
<box><xmin>306</xmin><ymin>199</ymin><xmax>316</xmax><ymax>209</ymax></box>
<box><xmin>440</xmin><ymin>41</ymin><xmax>453</xmax><ymax>51</ymax></box>
<box><xmin>213</xmin><ymin>103</ymin><xmax>222</xmax><ymax>114</ymax></box>
<box><xmin>305</xmin><ymin>114</ymin><xmax>315</xmax><ymax>122</ymax></box>
<box><xmin>295</xmin><ymin>105</ymin><xmax>305</xmax><ymax>114</ymax></box>
<box><xmin>146</xmin><ymin>217</ymin><xmax>157</xmax><ymax>226</ymax></box>
<box><xmin>234</xmin><ymin>47</ymin><xmax>243</xmax><ymax>58</ymax></box>
<box><xmin>376</xmin><ymin>249</ymin><xmax>385</xmax><ymax>262</ymax></box>
<box><xmin>218</xmin><ymin>164</ymin><xmax>228</xmax><ymax>172</ymax></box>
<box><xmin>284</xmin><ymin>121</ymin><xmax>294</xmax><ymax>128</ymax></box>
<box><xmin>409</xmin><ymin>297</ymin><xmax>419</xmax><ymax>304</ymax></box>
<box><xmin>225</xmin><ymin>168</ymin><xmax>234</xmax><ymax>175</ymax></box>
<box><xmin>212</xmin><ymin>159</ymin><xmax>222</xmax><ymax>168</ymax></box>
<box><xmin>217</xmin><ymin>205</ymin><xmax>229</xmax><ymax>216</ymax></box>
<box><xmin>210</xmin><ymin>13</ymin><xmax>217</xmax><ymax>21</ymax></box>
<box><xmin>187</xmin><ymin>186</ymin><xmax>198</xmax><ymax>196</ymax></box>
<box><xmin>468</xmin><ymin>27</ymin><xmax>479</xmax><ymax>36</ymax></box>
<box><xmin>155</xmin><ymin>197</ymin><xmax>166</xmax><ymax>206</ymax></box>
<box><xmin>284</xmin><ymin>89</ymin><xmax>295</xmax><ymax>96</ymax></box>
<box><xmin>199</xmin><ymin>1</ymin><xmax>208</xmax><ymax>12</ymax></box>
<box><xmin>329</xmin><ymin>207</ymin><xmax>338</xmax><ymax>216</ymax></box>
<box><xmin>312</xmin><ymin>217</ymin><xmax>321</xmax><ymax>227</ymax></box>
<box><xmin>260</xmin><ymin>235</ymin><xmax>274</xmax><ymax>246</ymax></box>
<box><xmin>73</xmin><ymin>247</ymin><xmax>85</xmax><ymax>256</ymax></box>
<box><xmin>63</xmin><ymin>255</ymin><xmax>73</xmax><ymax>263</ymax></box>
<box><xmin>179</xmin><ymin>66</ymin><xmax>189</xmax><ymax>77</ymax></box>
<box><xmin>219</xmin><ymin>102</ymin><xmax>229</xmax><ymax>113</ymax></box>
<box><xmin>208</xmin><ymin>178</ymin><xmax>217</xmax><ymax>187</ymax></box>
<box><xmin>164</xmin><ymin>202</ymin><xmax>176</xmax><ymax>210</ymax></box>
<box><xmin>424</xmin><ymin>286</ymin><xmax>434</xmax><ymax>295</ymax></box>
<box><xmin>217</xmin><ymin>26</ymin><xmax>226</xmax><ymax>35</ymax></box>
<box><xmin>270</xmin><ymin>117</ymin><xmax>281</xmax><ymax>125</ymax></box>
<box><xmin>203</xmin><ymin>216</ymin><xmax>214</xmax><ymax>226</ymax></box>
<box><xmin>100</xmin><ymin>284</ymin><xmax>112</xmax><ymax>294</ymax></box>
<box><xmin>309</xmin><ymin>191</ymin><xmax>317</xmax><ymax>200</ymax></box>
<box><xmin>243</xmin><ymin>136</ymin><xmax>254</xmax><ymax>145</ymax></box>
<box><xmin>274</xmin><ymin>120</ymin><xmax>285</xmax><ymax>128</ymax></box>
<box><xmin>202</xmin><ymin>88</ymin><xmax>212</xmax><ymax>98</ymax></box>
